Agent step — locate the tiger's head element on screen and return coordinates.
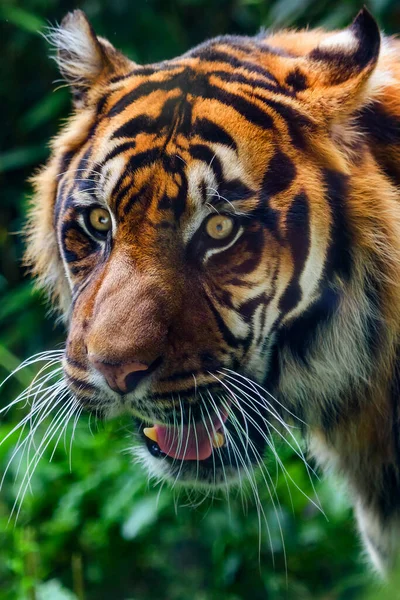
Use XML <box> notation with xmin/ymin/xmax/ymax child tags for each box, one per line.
<box><xmin>26</xmin><ymin>9</ymin><xmax>386</xmax><ymax>487</ymax></box>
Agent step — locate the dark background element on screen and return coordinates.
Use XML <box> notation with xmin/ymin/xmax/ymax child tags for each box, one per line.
<box><xmin>1</xmin><ymin>1</ymin><xmax>400</xmax><ymax>599</ymax></box>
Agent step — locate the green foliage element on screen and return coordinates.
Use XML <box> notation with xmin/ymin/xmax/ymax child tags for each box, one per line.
<box><xmin>2</xmin><ymin>0</ymin><xmax>400</xmax><ymax>598</ymax></box>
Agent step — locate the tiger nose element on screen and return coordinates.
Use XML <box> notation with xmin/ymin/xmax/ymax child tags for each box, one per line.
<box><xmin>90</xmin><ymin>357</ymin><xmax>157</xmax><ymax>394</ymax></box>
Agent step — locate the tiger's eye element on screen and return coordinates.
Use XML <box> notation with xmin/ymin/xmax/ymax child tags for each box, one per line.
<box><xmin>206</xmin><ymin>215</ymin><xmax>234</xmax><ymax>240</ymax></box>
<box><xmin>89</xmin><ymin>207</ymin><xmax>112</xmax><ymax>233</ymax></box>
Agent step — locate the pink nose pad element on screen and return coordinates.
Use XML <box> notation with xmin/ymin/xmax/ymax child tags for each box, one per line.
<box><xmin>91</xmin><ymin>358</ymin><xmax>150</xmax><ymax>394</ymax></box>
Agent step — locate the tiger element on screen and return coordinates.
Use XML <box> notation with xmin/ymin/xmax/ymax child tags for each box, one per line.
<box><xmin>22</xmin><ymin>7</ymin><xmax>400</xmax><ymax>575</ymax></box>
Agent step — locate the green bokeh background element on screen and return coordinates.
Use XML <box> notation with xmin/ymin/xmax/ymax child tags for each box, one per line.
<box><xmin>2</xmin><ymin>1</ymin><xmax>400</xmax><ymax>598</ymax></box>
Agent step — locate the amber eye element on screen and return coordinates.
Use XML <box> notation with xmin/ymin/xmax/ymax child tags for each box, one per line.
<box><xmin>205</xmin><ymin>214</ymin><xmax>235</xmax><ymax>240</ymax></box>
<box><xmin>88</xmin><ymin>207</ymin><xmax>112</xmax><ymax>235</ymax></box>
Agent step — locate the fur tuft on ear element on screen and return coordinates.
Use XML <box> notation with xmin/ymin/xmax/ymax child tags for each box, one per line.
<box><xmin>296</xmin><ymin>8</ymin><xmax>382</xmax><ymax>124</ymax></box>
<box><xmin>47</xmin><ymin>10</ymin><xmax>133</xmax><ymax>107</ymax></box>
<box><xmin>309</xmin><ymin>7</ymin><xmax>381</xmax><ymax>85</ymax></box>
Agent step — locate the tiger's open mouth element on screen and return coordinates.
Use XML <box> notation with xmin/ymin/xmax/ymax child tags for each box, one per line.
<box><xmin>141</xmin><ymin>406</ymin><xmax>229</xmax><ymax>461</ymax></box>
<box><xmin>133</xmin><ymin>397</ymin><xmax>269</xmax><ymax>487</ymax></box>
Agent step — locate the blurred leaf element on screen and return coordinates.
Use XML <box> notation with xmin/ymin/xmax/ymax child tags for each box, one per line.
<box><xmin>36</xmin><ymin>579</ymin><xmax>78</xmax><ymax>600</ymax></box>
<box><xmin>0</xmin><ymin>344</ymin><xmax>36</xmax><ymax>387</ymax></box>
<box><xmin>0</xmin><ymin>145</ymin><xmax>48</xmax><ymax>173</ymax></box>
<box><xmin>122</xmin><ymin>495</ymin><xmax>168</xmax><ymax>540</ymax></box>
<box><xmin>0</xmin><ymin>283</ymin><xmax>36</xmax><ymax>324</ymax></box>
<box><xmin>21</xmin><ymin>91</ymin><xmax>69</xmax><ymax>133</ymax></box>
<box><xmin>0</xmin><ymin>6</ymin><xmax>45</xmax><ymax>34</ymax></box>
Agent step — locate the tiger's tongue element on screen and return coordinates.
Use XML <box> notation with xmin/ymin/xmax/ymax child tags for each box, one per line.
<box><xmin>154</xmin><ymin>424</ymin><xmax>212</xmax><ymax>460</ymax></box>
<box><xmin>154</xmin><ymin>410</ymin><xmax>228</xmax><ymax>461</ymax></box>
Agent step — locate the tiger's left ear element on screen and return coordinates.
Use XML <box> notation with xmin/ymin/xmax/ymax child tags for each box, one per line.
<box><xmin>301</xmin><ymin>8</ymin><xmax>381</xmax><ymax>121</ymax></box>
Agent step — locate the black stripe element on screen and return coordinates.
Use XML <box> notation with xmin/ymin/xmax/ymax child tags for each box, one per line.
<box><xmin>375</xmin><ymin>464</ymin><xmax>400</xmax><ymax>519</ymax></box>
<box><xmin>258</xmin><ymin>149</ymin><xmax>296</xmax><ymax>233</ymax></box>
<box><xmin>194</xmin><ymin>117</ymin><xmax>237</xmax><ymax>150</ymax></box>
<box><xmin>357</xmin><ymin>103</ymin><xmax>400</xmax><ymax>187</ymax></box>
<box><xmin>172</xmin><ymin>173</ymin><xmax>187</xmax><ymax>220</ymax></box>
<box><xmin>65</xmin><ymin>356</ymin><xmax>86</xmax><ymax>370</ymax></box>
<box><xmin>279</xmin><ymin>191</ymin><xmax>310</xmax><ymax>313</ymax></box>
<box><xmin>203</xmin><ymin>292</ymin><xmax>240</xmax><ymax>348</ymax></box>
<box><xmin>113</xmin><ymin>181</ymin><xmax>132</xmax><ymax>214</ymax></box>
<box><xmin>57</xmin><ymin>150</ymin><xmax>75</xmax><ymax>180</ymax></box>
<box><xmin>55</xmin><ymin>144</ymin><xmax>94</xmax><ymax>225</ymax></box>
<box><xmin>157</xmin><ymin>175</ymin><xmax>187</xmax><ymax>220</ymax></box>
<box><xmin>122</xmin><ymin>188</ymin><xmax>147</xmax><ymax>216</ymax></box>
<box><xmin>212</xmin><ymin>70</ymin><xmax>283</xmax><ymax>96</ymax></box>
<box><xmin>103</xmin><ymin>141</ymin><xmax>136</xmax><ymax>164</ymax></box>
<box><xmin>230</xmin><ymin>227</ymin><xmax>264</xmax><ymax>275</ymax></box>
<box><xmin>261</xmin><ymin>149</ymin><xmax>296</xmax><ymax>197</ymax></box>
<box><xmin>159</xmin><ymin>364</ymin><xmax>222</xmax><ymax>384</ymax></box>
<box><xmin>358</xmin><ymin>102</ymin><xmax>400</xmax><ymax>145</ymax></box>
<box><xmin>189</xmin><ymin>47</ymin><xmax>278</xmax><ymax>85</ymax></box>
<box><xmin>128</xmin><ymin>148</ymin><xmax>160</xmax><ymax>174</ymax></box>
<box><xmin>152</xmin><ymin>382</ymin><xmax>221</xmax><ymax>405</ymax></box>
<box><xmin>276</xmin><ymin>286</ymin><xmax>340</xmax><ymax>365</ymax></box>
<box><xmin>201</xmin><ymin>82</ymin><xmax>274</xmax><ymax>130</ymax></box>
<box><xmin>108</xmin><ymin>73</ymin><xmax>187</xmax><ymax>117</ymax></box>
<box><xmin>239</xmin><ymin>293</ymin><xmax>269</xmax><ymax>323</ymax></box>
<box><xmin>252</xmin><ymin>93</ymin><xmax>314</xmax><ymax>148</ymax></box>
<box><xmin>190</xmin><ymin>144</ymin><xmax>223</xmax><ymax>182</ymax></box>
<box><xmin>65</xmin><ymin>373</ymin><xmax>96</xmax><ymax>393</ymax></box>
<box><xmin>112</xmin><ymin>115</ymin><xmax>156</xmax><ymax>139</ymax></box>
<box><xmin>109</xmin><ymin>68</ymin><xmax>275</xmax><ymax>132</ymax></box>
<box><xmin>211</xmin><ymin>180</ymin><xmax>254</xmax><ymax>204</ymax></box>
<box><xmin>109</xmin><ymin>63</ymin><xmax>182</xmax><ymax>84</ymax></box>
<box><xmin>285</xmin><ymin>68</ymin><xmax>308</xmax><ymax>92</ymax></box>
<box><xmin>323</xmin><ymin>169</ymin><xmax>353</xmax><ymax>280</ymax></box>
<box><xmin>54</xmin><ymin>150</ymin><xmax>76</xmax><ymax>225</ymax></box>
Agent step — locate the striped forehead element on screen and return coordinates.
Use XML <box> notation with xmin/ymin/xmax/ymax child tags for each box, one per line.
<box><xmin>56</xmin><ymin>43</ymin><xmax>314</xmax><ymax>235</ymax></box>
<box><xmin>63</xmin><ymin>81</ymin><xmax>260</xmax><ymax>222</ymax></box>
<box><xmin>91</xmin><ymin>136</ymin><xmax>256</xmax><ymax>239</ymax></box>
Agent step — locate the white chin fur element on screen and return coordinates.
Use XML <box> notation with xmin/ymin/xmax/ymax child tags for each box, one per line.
<box><xmin>131</xmin><ymin>444</ymin><xmax>245</xmax><ymax>490</ymax></box>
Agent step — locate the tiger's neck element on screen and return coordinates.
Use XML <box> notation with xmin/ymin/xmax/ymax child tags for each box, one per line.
<box><xmin>274</xmin><ymin>256</ymin><xmax>400</xmax><ymax>573</ymax></box>
<box><xmin>271</xmin><ymin>56</ymin><xmax>400</xmax><ymax>572</ymax></box>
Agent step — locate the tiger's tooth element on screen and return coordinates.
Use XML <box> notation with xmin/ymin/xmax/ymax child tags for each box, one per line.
<box><xmin>143</xmin><ymin>427</ymin><xmax>158</xmax><ymax>443</ymax></box>
<box><xmin>212</xmin><ymin>431</ymin><xmax>225</xmax><ymax>449</ymax></box>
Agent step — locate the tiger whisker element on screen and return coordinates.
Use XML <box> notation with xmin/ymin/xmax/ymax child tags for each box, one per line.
<box><xmin>69</xmin><ymin>403</ymin><xmax>84</xmax><ymax>472</ymax></box>
<box><xmin>213</xmin><ymin>397</ymin><xmax>273</xmax><ymax>566</ymax></box>
<box><xmin>0</xmin><ymin>350</ymin><xmax>64</xmax><ymax>398</ymax></box>
<box><xmin>171</xmin><ymin>399</ymin><xmax>192</xmax><ymax>487</ymax></box>
<box><xmin>11</xmin><ymin>393</ymin><xmax>76</xmax><ymax>522</ymax></box>
<box><xmin>205</xmin><ymin>392</ymin><xmax>232</xmax><ymax>515</ymax></box>
<box><xmin>218</xmin><ymin>395</ymin><xmax>286</xmax><ymax>572</ymax></box>
<box><xmin>219</xmin><ymin>372</ymin><xmax>323</xmax><ymax>513</ymax></box>
<box><xmin>199</xmin><ymin>397</ymin><xmax>217</xmax><ymax>488</ymax></box>
<box><xmin>0</xmin><ymin>380</ymin><xmax>63</xmax><ymax>459</ymax></box>
<box><xmin>13</xmin><ymin>381</ymin><xmax>69</xmax><ymax>475</ymax></box>
<box><xmin>49</xmin><ymin>396</ymin><xmax>79</xmax><ymax>462</ymax></box>
<box><xmin>223</xmin><ymin>368</ymin><xmax>307</xmax><ymax>426</ymax></box>
<box><xmin>219</xmin><ymin>379</ymin><xmax>324</xmax><ymax>516</ymax></box>
<box><xmin>219</xmin><ymin>371</ymin><xmax>320</xmax><ymax>479</ymax></box>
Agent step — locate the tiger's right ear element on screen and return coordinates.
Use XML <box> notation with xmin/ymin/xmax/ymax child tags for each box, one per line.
<box><xmin>49</xmin><ymin>10</ymin><xmax>134</xmax><ymax>107</ymax></box>
<box><xmin>300</xmin><ymin>8</ymin><xmax>381</xmax><ymax>123</ymax></box>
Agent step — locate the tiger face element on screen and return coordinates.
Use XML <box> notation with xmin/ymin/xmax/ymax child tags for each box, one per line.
<box><xmin>27</xmin><ymin>9</ymin><xmax>382</xmax><ymax>487</ymax></box>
